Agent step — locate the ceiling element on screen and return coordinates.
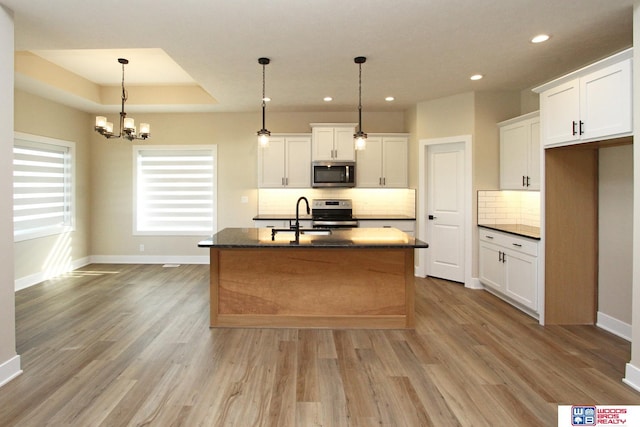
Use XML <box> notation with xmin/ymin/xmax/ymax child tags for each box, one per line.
<box><xmin>3</xmin><ymin>0</ymin><xmax>634</xmax><ymax>113</ymax></box>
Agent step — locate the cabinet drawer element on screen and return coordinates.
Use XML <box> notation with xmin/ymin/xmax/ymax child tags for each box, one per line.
<box><xmin>479</xmin><ymin>229</ymin><xmax>538</xmax><ymax>256</ymax></box>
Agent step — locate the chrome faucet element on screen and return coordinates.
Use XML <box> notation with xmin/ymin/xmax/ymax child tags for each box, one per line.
<box><xmin>293</xmin><ymin>196</ymin><xmax>310</xmax><ymax>243</ymax></box>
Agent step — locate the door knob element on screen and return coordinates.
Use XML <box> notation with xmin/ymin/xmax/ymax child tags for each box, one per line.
<box><xmin>428</xmin><ymin>215</ymin><xmax>437</xmax><ymax>220</ymax></box>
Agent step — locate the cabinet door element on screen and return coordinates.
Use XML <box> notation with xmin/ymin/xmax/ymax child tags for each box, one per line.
<box><xmin>500</xmin><ymin>122</ymin><xmax>529</xmax><ymax>190</ymax></box>
<box><xmin>258</xmin><ymin>137</ymin><xmax>285</xmax><ymax>188</ymax></box>
<box><xmin>527</xmin><ymin>119</ymin><xmax>540</xmax><ymax>190</ymax></box>
<box><xmin>285</xmin><ymin>136</ymin><xmax>311</xmax><ymax>187</ymax></box>
<box><xmin>356</xmin><ymin>136</ymin><xmax>383</xmax><ymax>187</ymax></box>
<box><xmin>312</xmin><ymin>127</ymin><xmax>336</xmax><ymax>160</ymax></box>
<box><xmin>334</xmin><ymin>127</ymin><xmax>356</xmax><ymax>161</ymax></box>
<box><xmin>540</xmin><ymin>79</ymin><xmax>580</xmax><ymax>146</ymax></box>
<box><xmin>382</xmin><ymin>137</ymin><xmax>408</xmax><ymax>188</ymax></box>
<box><xmin>479</xmin><ymin>241</ymin><xmax>504</xmax><ymax>291</ymax></box>
<box><xmin>503</xmin><ymin>249</ymin><xmax>538</xmax><ymax>311</ymax></box>
<box><xmin>580</xmin><ymin>59</ymin><xmax>632</xmax><ymax>141</ymax></box>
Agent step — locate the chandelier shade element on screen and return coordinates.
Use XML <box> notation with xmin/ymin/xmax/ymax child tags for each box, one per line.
<box><xmin>94</xmin><ymin>58</ymin><xmax>150</xmax><ymax>141</ymax></box>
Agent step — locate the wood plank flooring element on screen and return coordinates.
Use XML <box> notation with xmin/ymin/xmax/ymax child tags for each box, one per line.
<box><xmin>1</xmin><ymin>263</ymin><xmax>639</xmax><ymax>426</ymax></box>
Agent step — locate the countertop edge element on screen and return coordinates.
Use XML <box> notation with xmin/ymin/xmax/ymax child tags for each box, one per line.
<box><xmin>478</xmin><ymin>224</ymin><xmax>541</xmax><ymax>240</ymax></box>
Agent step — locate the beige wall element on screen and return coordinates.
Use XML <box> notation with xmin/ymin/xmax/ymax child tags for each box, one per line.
<box><xmin>0</xmin><ymin>5</ymin><xmax>17</xmax><ymax>373</ymax></box>
<box><xmin>599</xmin><ymin>145</ymin><xmax>633</xmax><ymax>325</ymax></box>
<box><xmin>14</xmin><ymin>90</ymin><xmax>92</xmax><ymax>281</ymax></box>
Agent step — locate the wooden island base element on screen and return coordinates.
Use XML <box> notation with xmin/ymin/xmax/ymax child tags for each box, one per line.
<box><xmin>209</xmin><ymin>247</ymin><xmax>415</xmax><ymax>329</ymax></box>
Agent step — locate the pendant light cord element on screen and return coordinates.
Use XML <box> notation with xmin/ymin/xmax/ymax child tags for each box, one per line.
<box><xmin>262</xmin><ymin>61</ymin><xmax>266</xmax><ymax>128</ymax></box>
<box><xmin>358</xmin><ymin>61</ymin><xmax>362</xmax><ymax>133</ymax></box>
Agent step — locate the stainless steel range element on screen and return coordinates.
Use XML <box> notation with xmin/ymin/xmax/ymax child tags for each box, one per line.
<box><xmin>311</xmin><ymin>199</ymin><xmax>358</xmax><ymax>228</ymax></box>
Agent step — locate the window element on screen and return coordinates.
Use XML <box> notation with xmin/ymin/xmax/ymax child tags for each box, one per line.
<box><xmin>13</xmin><ymin>132</ymin><xmax>75</xmax><ymax>242</ymax></box>
<box><xmin>134</xmin><ymin>145</ymin><xmax>217</xmax><ymax>235</ymax></box>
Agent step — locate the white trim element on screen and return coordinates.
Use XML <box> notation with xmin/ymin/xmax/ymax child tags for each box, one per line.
<box><xmin>89</xmin><ymin>255</ymin><xmax>209</xmax><ymax>265</ymax></box>
<box><xmin>623</xmin><ymin>363</ymin><xmax>640</xmax><ymax>393</ymax></box>
<box><xmin>14</xmin><ymin>256</ymin><xmax>90</xmax><ymax>291</ymax></box>
<box><xmin>467</xmin><ymin>277</ymin><xmax>484</xmax><ymax>290</ymax></box>
<box><xmin>417</xmin><ymin>135</ymin><xmax>473</xmax><ymax>288</ymax></box>
<box><xmin>0</xmin><ymin>355</ymin><xmax>22</xmax><ymax>388</ymax></box>
<box><xmin>597</xmin><ymin>312</ymin><xmax>632</xmax><ymax>342</ymax></box>
<box><xmin>532</xmin><ymin>48</ymin><xmax>633</xmax><ymax>94</ymax></box>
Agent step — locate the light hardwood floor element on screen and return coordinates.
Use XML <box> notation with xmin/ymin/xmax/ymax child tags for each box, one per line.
<box><xmin>1</xmin><ymin>264</ymin><xmax>639</xmax><ymax>426</ymax></box>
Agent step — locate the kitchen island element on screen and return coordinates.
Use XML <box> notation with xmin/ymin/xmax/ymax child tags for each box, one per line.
<box><xmin>198</xmin><ymin>227</ymin><xmax>428</xmax><ymax>329</ymax></box>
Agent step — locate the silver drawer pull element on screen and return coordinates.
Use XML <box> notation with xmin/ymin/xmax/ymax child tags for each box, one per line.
<box><xmin>512</xmin><ymin>243</ymin><xmax>522</xmax><ymax>247</ymax></box>
<box><xmin>485</xmin><ymin>235</ymin><xmax>494</xmax><ymax>239</ymax></box>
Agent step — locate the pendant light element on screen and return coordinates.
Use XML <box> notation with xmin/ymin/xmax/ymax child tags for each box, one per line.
<box><xmin>354</xmin><ymin>56</ymin><xmax>367</xmax><ymax>151</ymax></box>
<box><xmin>257</xmin><ymin>57</ymin><xmax>271</xmax><ymax>148</ymax></box>
<box><xmin>94</xmin><ymin>58</ymin><xmax>150</xmax><ymax>141</ymax></box>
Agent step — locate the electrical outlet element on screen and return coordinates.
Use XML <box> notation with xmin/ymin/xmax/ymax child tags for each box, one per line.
<box><xmin>139</xmin><ymin>244</ymin><xmax>145</xmax><ymax>252</ymax></box>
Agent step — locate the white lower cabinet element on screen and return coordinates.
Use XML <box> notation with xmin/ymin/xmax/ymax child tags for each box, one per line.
<box><xmin>479</xmin><ymin>228</ymin><xmax>538</xmax><ymax>314</ymax></box>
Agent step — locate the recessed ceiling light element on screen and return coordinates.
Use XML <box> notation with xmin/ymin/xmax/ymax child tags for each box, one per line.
<box><xmin>323</xmin><ymin>96</ymin><xmax>333</xmax><ymax>102</ymax></box>
<box><xmin>470</xmin><ymin>74</ymin><xmax>483</xmax><ymax>81</ymax></box>
<box><xmin>531</xmin><ymin>34</ymin><xmax>550</xmax><ymax>43</ymax></box>
<box><xmin>385</xmin><ymin>96</ymin><xmax>395</xmax><ymax>102</ymax></box>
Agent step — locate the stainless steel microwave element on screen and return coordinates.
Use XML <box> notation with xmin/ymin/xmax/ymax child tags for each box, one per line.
<box><xmin>312</xmin><ymin>161</ymin><xmax>356</xmax><ymax>188</ymax></box>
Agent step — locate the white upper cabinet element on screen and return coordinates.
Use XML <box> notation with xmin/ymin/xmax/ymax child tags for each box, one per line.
<box><xmin>499</xmin><ymin>112</ymin><xmax>540</xmax><ymax>190</ymax></box>
<box><xmin>356</xmin><ymin>134</ymin><xmax>408</xmax><ymax>188</ymax></box>
<box><xmin>535</xmin><ymin>49</ymin><xmax>632</xmax><ymax>148</ymax></box>
<box><xmin>258</xmin><ymin>134</ymin><xmax>311</xmax><ymax>188</ymax></box>
<box><xmin>311</xmin><ymin>123</ymin><xmax>356</xmax><ymax>161</ymax></box>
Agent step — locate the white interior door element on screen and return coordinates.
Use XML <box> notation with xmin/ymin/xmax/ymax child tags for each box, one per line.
<box><xmin>426</xmin><ymin>142</ymin><xmax>465</xmax><ymax>283</ymax></box>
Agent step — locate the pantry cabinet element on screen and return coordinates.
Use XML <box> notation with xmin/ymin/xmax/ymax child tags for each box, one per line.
<box><xmin>356</xmin><ymin>134</ymin><xmax>408</xmax><ymax>188</ymax></box>
<box><xmin>535</xmin><ymin>49</ymin><xmax>632</xmax><ymax>148</ymax></box>
<box><xmin>479</xmin><ymin>228</ymin><xmax>539</xmax><ymax>315</ymax></box>
<box><xmin>258</xmin><ymin>134</ymin><xmax>311</xmax><ymax>188</ymax></box>
<box><xmin>499</xmin><ymin>112</ymin><xmax>540</xmax><ymax>190</ymax></box>
<box><xmin>311</xmin><ymin>123</ymin><xmax>356</xmax><ymax>161</ymax></box>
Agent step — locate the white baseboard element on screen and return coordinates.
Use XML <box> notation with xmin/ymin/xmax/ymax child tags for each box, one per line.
<box><xmin>15</xmin><ymin>256</ymin><xmax>91</xmax><ymax>291</ymax></box>
<box><xmin>597</xmin><ymin>312</ymin><xmax>632</xmax><ymax>341</ymax></box>
<box><xmin>623</xmin><ymin>363</ymin><xmax>640</xmax><ymax>392</ymax></box>
<box><xmin>466</xmin><ymin>277</ymin><xmax>484</xmax><ymax>290</ymax></box>
<box><xmin>0</xmin><ymin>355</ymin><xmax>22</xmax><ymax>388</ymax></box>
<box><xmin>89</xmin><ymin>255</ymin><xmax>209</xmax><ymax>265</ymax></box>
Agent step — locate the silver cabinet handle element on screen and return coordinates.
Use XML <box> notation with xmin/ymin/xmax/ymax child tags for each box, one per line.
<box><xmin>485</xmin><ymin>235</ymin><xmax>493</xmax><ymax>239</ymax></box>
<box><xmin>512</xmin><ymin>243</ymin><xmax>522</xmax><ymax>247</ymax></box>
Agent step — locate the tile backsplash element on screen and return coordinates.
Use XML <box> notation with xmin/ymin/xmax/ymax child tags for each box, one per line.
<box><xmin>258</xmin><ymin>188</ymin><xmax>416</xmax><ymax>217</ymax></box>
<box><xmin>477</xmin><ymin>190</ymin><xmax>540</xmax><ymax>228</ymax></box>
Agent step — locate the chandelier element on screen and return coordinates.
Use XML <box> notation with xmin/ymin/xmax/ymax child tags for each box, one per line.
<box><xmin>94</xmin><ymin>58</ymin><xmax>150</xmax><ymax>141</ymax></box>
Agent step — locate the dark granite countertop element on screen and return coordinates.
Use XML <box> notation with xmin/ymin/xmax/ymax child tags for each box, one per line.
<box><xmin>253</xmin><ymin>214</ymin><xmax>415</xmax><ymax>221</ymax></box>
<box><xmin>478</xmin><ymin>224</ymin><xmax>541</xmax><ymax>240</ymax></box>
<box><xmin>199</xmin><ymin>227</ymin><xmax>429</xmax><ymax>248</ymax></box>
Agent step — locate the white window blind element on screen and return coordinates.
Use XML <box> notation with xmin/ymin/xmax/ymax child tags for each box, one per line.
<box><xmin>13</xmin><ymin>134</ymin><xmax>75</xmax><ymax>241</ymax></box>
<box><xmin>134</xmin><ymin>146</ymin><xmax>216</xmax><ymax>235</ymax></box>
